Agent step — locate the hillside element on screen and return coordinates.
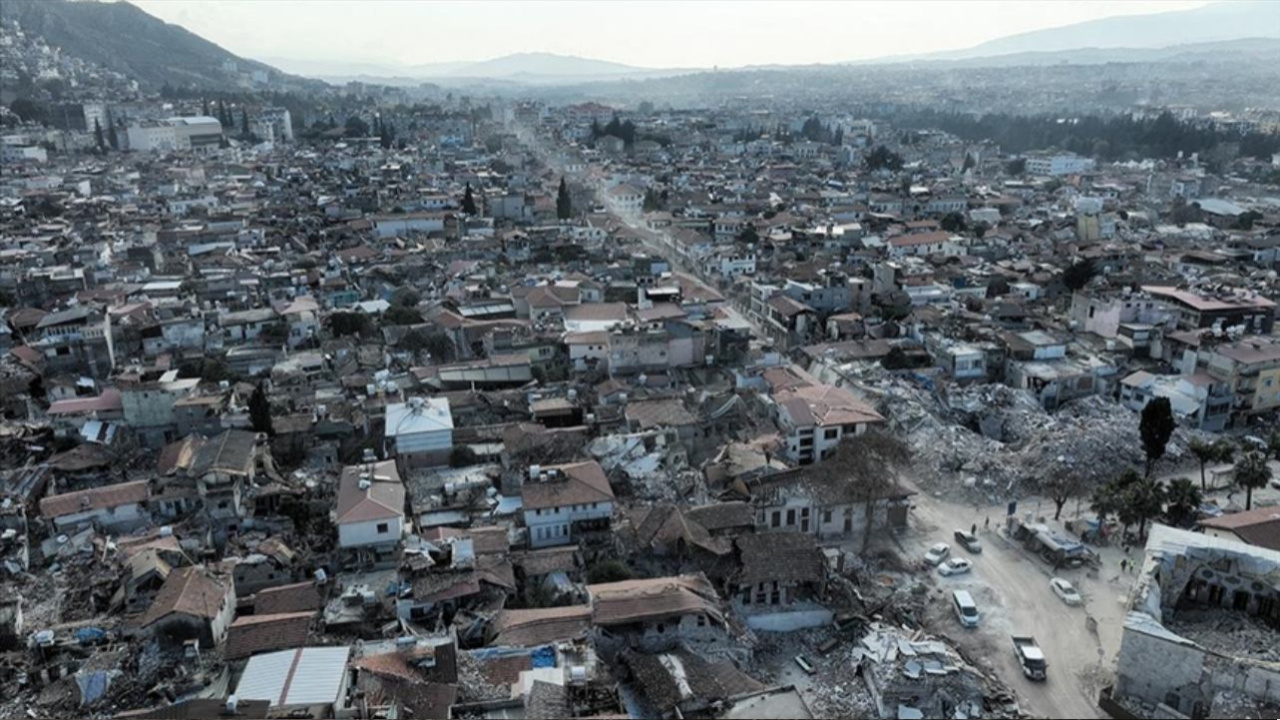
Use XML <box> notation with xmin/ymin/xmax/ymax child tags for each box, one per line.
<box><xmin>932</xmin><ymin>1</ymin><xmax>1280</xmax><ymax>60</ymax></box>
<box><xmin>897</xmin><ymin>37</ymin><xmax>1280</xmax><ymax>69</ymax></box>
<box><xmin>0</xmin><ymin>0</ymin><xmax>310</xmax><ymax>90</ymax></box>
<box><xmin>268</xmin><ymin>51</ymin><xmax>695</xmax><ymax>86</ymax></box>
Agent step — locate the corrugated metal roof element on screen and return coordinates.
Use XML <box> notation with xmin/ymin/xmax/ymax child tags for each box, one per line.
<box><xmin>236</xmin><ymin>646</ymin><xmax>350</xmax><ymax>707</ymax></box>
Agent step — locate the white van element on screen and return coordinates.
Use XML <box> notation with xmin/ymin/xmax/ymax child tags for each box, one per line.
<box><xmin>953</xmin><ymin>590</ymin><xmax>980</xmax><ymax>628</ymax></box>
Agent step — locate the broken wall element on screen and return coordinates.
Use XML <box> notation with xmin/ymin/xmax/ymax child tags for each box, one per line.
<box><xmin>1116</xmin><ymin>622</ymin><xmax>1208</xmax><ymax>717</ymax></box>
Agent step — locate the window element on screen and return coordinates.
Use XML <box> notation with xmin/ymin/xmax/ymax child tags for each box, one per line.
<box><xmin>696</xmin><ymin>615</ymin><xmax>706</xmax><ymax>627</ymax></box>
<box><xmin>377</xmin><ymin>522</ymin><xmax>389</xmax><ymax>534</ymax></box>
<box><xmin>823</xmin><ymin>509</ymin><xmax>833</xmax><ymax>523</ymax></box>
<box><xmin>824</xmin><ymin>428</ymin><xmax>839</xmax><ymax>440</ymax></box>
<box><xmin>771</xmin><ymin>511</ymin><xmax>781</xmax><ymax>528</ymax></box>
<box><xmin>786</xmin><ymin>509</ymin><xmax>796</xmax><ymax>526</ymax></box>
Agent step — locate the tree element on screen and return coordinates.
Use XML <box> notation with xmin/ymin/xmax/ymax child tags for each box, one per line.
<box><xmin>1123</xmin><ymin>474</ymin><xmax>1166</xmax><ymax>540</ymax></box>
<box><xmin>880</xmin><ymin>346</ymin><xmax>912</xmax><ymax>370</ymax></box>
<box><xmin>202</xmin><ymin>97</ymin><xmax>210</xmax><ymax>117</ymax></box>
<box><xmin>1044</xmin><ymin>472</ymin><xmax>1089</xmax><ymax>521</ymax></box>
<box><xmin>329</xmin><ymin>311</ymin><xmax>372</xmax><ymax>338</ymax></box>
<box><xmin>1163</xmin><ymin>477</ymin><xmax>1203</xmax><ymax>528</ymax></box>
<box><xmin>1188</xmin><ymin>438</ymin><xmax>1234</xmax><ymax>491</ymax></box>
<box><xmin>1139</xmin><ymin>397</ymin><xmax>1176</xmax><ymax>477</ymax></box>
<box><xmin>940</xmin><ymin>212</ymin><xmax>966</xmax><ymax>233</ymax></box>
<box><xmin>736</xmin><ymin>223</ymin><xmax>759</xmax><ymax>245</ymax></box>
<box><xmin>240</xmin><ymin>108</ymin><xmax>250</xmax><ymax>137</ymax></box>
<box><xmin>383</xmin><ymin>306</ymin><xmax>424</xmax><ymax>326</ymax></box>
<box><xmin>556</xmin><ymin>178</ymin><xmax>572</xmax><ymax>220</ymax></box>
<box><xmin>107</xmin><ymin>123</ymin><xmax>119</xmax><ymax>151</ymax></box>
<box><xmin>962</xmin><ymin>152</ymin><xmax>975</xmax><ymax>172</ymax></box>
<box><xmin>815</xmin><ymin>433</ymin><xmax>912</xmax><ymax>550</ymax></box>
<box><xmin>94</xmin><ymin>119</ymin><xmax>106</xmax><ymax>153</ymax></box>
<box><xmin>1062</xmin><ymin>258</ymin><xmax>1097</xmax><ymax>292</ymax></box>
<box><xmin>865</xmin><ymin>145</ymin><xmax>903</xmax><ymax>171</ymax></box>
<box><xmin>344</xmin><ymin>116</ymin><xmax>369</xmax><ymax>137</ymax></box>
<box><xmin>1005</xmin><ymin>158</ymin><xmax>1027</xmax><ymax>176</ymax></box>
<box><xmin>449</xmin><ymin>446</ymin><xmax>478</xmax><ymax>468</ymax></box>
<box><xmin>1234</xmin><ymin>451</ymin><xmax>1272</xmax><ymax>511</ymax></box>
<box><xmin>986</xmin><ymin>276</ymin><xmax>1010</xmax><ymax>299</ymax></box>
<box><xmin>586</xmin><ymin>559</ymin><xmax>632</xmax><ymax>584</ymax></box>
<box><xmin>389</xmin><ymin>287</ymin><xmax>421</xmax><ymax>307</ymax></box>
<box><xmin>461</xmin><ymin>182</ymin><xmax>478</xmax><ymax>215</ymax></box>
<box><xmin>1236</xmin><ymin>210</ymin><xmax>1263</xmax><ymax>231</ymax></box>
<box><xmin>249</xmin><ymin>383</ymin><xmax>274</xmax><ymax>436</ymax></box>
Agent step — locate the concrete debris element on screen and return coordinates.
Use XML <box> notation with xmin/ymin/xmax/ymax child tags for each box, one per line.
<box><xmin>1167</xmin><ymin>609</ymin><xmax>1280</xmax><ymax>663</ymax></box>
<box><xmin>841</xmin><ymin>367</ymin><xmax>1198</xmax><ymax>502</ymax></box>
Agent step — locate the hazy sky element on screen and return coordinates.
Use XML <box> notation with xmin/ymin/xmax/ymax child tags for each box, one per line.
<box><xmin>131</xmin><ymin>0</ymin><xmax>1212</xmax><ymax>69</ymax></box>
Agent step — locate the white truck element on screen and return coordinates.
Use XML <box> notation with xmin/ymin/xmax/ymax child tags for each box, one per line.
<box><xmin>1012</xmin><ymin>635</ymin><xmax>1047</xmax><ymax>681</ymax></box>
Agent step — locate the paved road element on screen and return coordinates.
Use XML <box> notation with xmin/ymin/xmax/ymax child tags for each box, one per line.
<box><xmin>904</xmin><ymin>492</ymin><xmax>1135</xmax><ymax>720</ymax></box>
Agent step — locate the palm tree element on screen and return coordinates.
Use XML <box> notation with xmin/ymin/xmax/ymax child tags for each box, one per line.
<box><xmin>1188</xmin><ymin>439</ymin><xmax>1233</xmax><ymax>491</ymax></box>
<box><xmin>1125</xmin><ymin>474</ymin><xmax>1166</xmax><ymax>540</ymax></box>
<box><xmin>1163</xmin><ymin>478</ymin><xmax>1202</xmax><ymax>528</ymax></box>
<box><xmin>1234</xmin><ymin>451</ymin><xmax>1272</xmax><ymax>511</ymax></box>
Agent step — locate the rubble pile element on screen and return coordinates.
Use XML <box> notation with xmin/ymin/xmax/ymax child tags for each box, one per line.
<box><xmin>852</xmin><ymin>622</ymin><xmax>1025</xmax><ymax>719</ymax></box>
<box><xmin>1167</xmin><ymin>610</ymin><xmax>1280</xmax><ymax>663</ymax></box>
<box><xmin>587</xmin><ymin>434</ymin><xmax>706</xmax><ymax>503</ymax></box>
<box><xmin>747</xmin><ymin>627</ymin><xmax>878</xmax><ymax>719</ymax></box>
<box><xmin>854</xmin><ymin>369</ymin><xmax>1197</xmax><ymax>501</ymax></box>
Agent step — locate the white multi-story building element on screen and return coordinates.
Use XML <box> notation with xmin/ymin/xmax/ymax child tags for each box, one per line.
<box><xmin>0</xmin><ymin>145</ymin><xmax>47</xmax><ymax>163</ymax></box>
<box><xmin>385</xmin><ymin>397</ymin><xmax>453</xmax><ymax>469</ymax></box>
<box><xmin>126</xmin><ymin>116</ymin><xmax>223</xmax><ymax>152</ymax></box>
<box><xmin>522</xmin><ymin>461</ymin><xmax>615</xmax><ymax>548</ymax></box>
<box><xmin>1024</xmin><ymin>153</ymin><xmax>1095</xmax><ymax>177</ymax></box>
<box><xmin>253</xmin><ymin>107</ymin><xmax>293</xmax><ymax>143</ymax></box>
<box><xmin>773</xmin><ymin>380</ymin><xmax>885</xmax><ymax>465</ymax></box>
<box><xmin>606</xmin><ymin>184</ymin><xmax>643</xmax><ymax>215</ymax></box>
<box><xmin>335</xmin><ymin>459</ymin><xmax>405</xmax><ymax>560</ymax></box>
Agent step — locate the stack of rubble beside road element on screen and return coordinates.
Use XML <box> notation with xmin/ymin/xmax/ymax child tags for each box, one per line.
<box><xmin>841</xmin><ymin>366</ymin><xmax>1197</xmax><ymax>503</ymax></box>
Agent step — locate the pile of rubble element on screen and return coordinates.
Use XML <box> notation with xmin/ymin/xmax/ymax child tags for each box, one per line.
<box><xmin>587</xmin><ymin>433</ymin><xmax>707</xmax><ymax>504</ymax></box>
<box><xmin>746</xmin><ymin>627</ymin><xmax>878</xmax><ymax>719</ymax></box>
<box><xmin>848</xmin><ymin>368</ymin><xmax>1197</xmax><ymax>502</ymax></box>
<box><xmin>852</xmin><ymin>622</ymin><xmax>1024</xmax><ymax>720</ymax></box>
<box><xmin>1167</xmin><ymin>610</ymin><xmax>1280</xmax><ymax>663</ymax></box>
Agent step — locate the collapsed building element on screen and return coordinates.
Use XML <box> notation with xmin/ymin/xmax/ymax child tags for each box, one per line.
<box><xmin>1115</xmin><ymin>524</ymin><xmax>1280</xmax><ymax>719</ymax></box>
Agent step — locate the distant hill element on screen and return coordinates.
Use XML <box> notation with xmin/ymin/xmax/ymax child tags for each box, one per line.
<box><xmin>913</xmin><ymin>1</ymin><xmax>1280</xmax><ymax>62</ymax></box>
<box><xmin>270</xmin><ymin>51</ymin><xmax>695</xmax><ymax>86</ymax></box>
<box><xmin>445</xmin><ymin>52</ymin><xmax>643</xmax><ymax>78</ymax></box>
<box><xmin>0</xmin><ymin>0</ymin><xmax>310</xmax><ymax>90</ymax></box>
<box><xmin>894</xmin><ymin>37</ymin><xmax>1280</xmax><ymax>69</ymax></box>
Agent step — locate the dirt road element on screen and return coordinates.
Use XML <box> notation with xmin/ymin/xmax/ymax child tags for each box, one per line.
<box><xmin>904</xmin><ymin>492</ymin><xmax>1136</xmax><ymax>720</ymax></box>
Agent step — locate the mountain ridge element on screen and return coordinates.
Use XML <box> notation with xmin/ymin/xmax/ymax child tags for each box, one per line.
<box><xmin>0</xmin><ymin>0</ymin><xmax>315</xmax><ymax>90</ymax></box>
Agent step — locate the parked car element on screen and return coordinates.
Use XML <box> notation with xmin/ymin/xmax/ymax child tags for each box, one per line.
<box><xmin>924</xmin><ymin>543</ymin><xmax>951</xmax><ymax>567</ymax></box>
<box><xmin>938</xmin><ymin>558</ymin><xmax>973</xmax><ymax>577</ymax></box>
<box><xmin>794</xmin><ymin>655</ymin><xmax>816</xmax><ymax>675</ymax></box>
<box><xmin>952</xmin><ymin>590</ymin><xmax>980</xmax><ymax>628</ymax></box>
<box><xmin>1050</xmin><ymin>577</ymin><xmax>1082</xmax><ymax>606</ymax></box>
<box><xmin>954</xmin><ymin>529</ymin><xmax>982</xmax><ymax>554</ymax></box>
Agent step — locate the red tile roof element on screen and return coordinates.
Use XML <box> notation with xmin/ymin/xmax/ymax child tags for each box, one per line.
<box><xmin>39</xmin><ymin>479</ymin><xmax>149</xmax><ymax>519</ymax></box>
<box><xmin>224</xmin><ymin>611</ymin><xmax>314</xmax><ymax>660</ymax></box>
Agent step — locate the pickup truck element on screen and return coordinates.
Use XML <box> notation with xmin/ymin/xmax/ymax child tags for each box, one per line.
<box><xmin>1012</xmin><ymin>636</ymin><xmax>1047</xmax><ymax>681</ymax></box>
